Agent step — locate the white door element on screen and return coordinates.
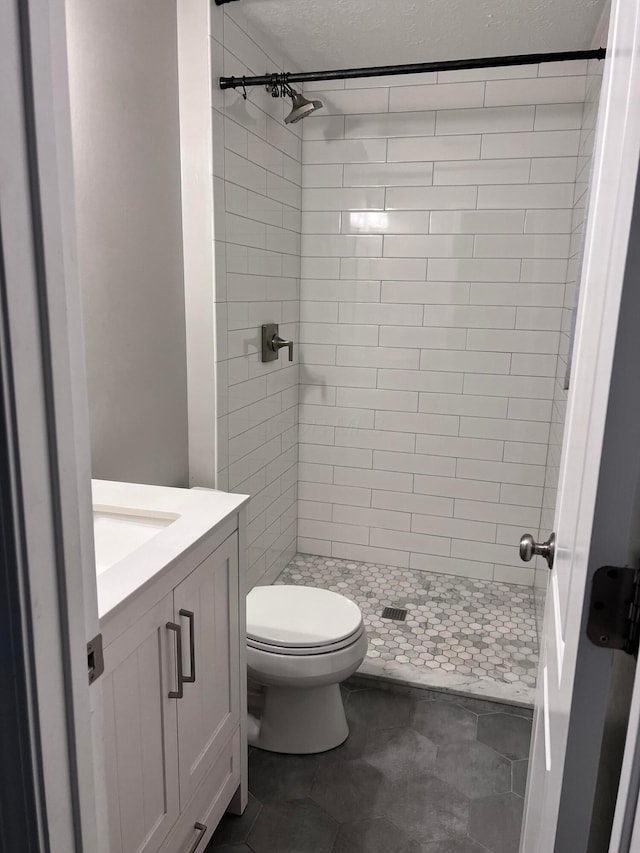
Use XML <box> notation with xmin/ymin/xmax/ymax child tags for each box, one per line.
<box><xmin>521</xmin><ymin>1</ymin><xmax>640</xmax><ymax>851</ymax></box>
<box><xmin>174</xmin><ymin>533</ymin><xmax>241</xmax><ymax>807</ymax></box>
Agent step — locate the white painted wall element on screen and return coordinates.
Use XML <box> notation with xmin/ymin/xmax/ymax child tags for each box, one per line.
<box><xmin>67</xmin><ymin>0</ymin><xmax>189</xmax><ymax>486</ymax></box>
<box><xmin>211</xmin><ymin>4</ymin><xmax>302</xmax><ymax>587</ymax></box>
<box><xmin>297</xmin><ymin>62</ymin><xmax>597</xmax><ymax>584</ymax></box>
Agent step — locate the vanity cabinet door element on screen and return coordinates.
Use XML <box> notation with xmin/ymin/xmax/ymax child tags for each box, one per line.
<box><xmin>102</xmin><ymin>594</ymin><xmax>180</xmax><ymax>853</ymax></box>
<box><xmin>173</xmin><ymin>532</ymin><xmax>240</xmax><ymax>808</ymax></box>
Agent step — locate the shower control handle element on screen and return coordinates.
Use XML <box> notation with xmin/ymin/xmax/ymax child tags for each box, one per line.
<box><xmin>272</xmin><ymin>334</ymin><xmax>293</xmax><ymax>361</ymax></box>
<box><xmin>519</xmin><ymin>532</ymin><xmax>556</xmax><ymax>570</ymax></box>
<box><xmin>262</xmin><ymin>323</ymin><xmax>294</xmax><ymax>362</ymax></box>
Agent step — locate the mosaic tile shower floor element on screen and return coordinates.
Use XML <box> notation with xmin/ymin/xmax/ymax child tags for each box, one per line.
<box><xmin>277</xmin><ymin>554</ymin><xmax>544</xmax><ymax>706</ymax></box>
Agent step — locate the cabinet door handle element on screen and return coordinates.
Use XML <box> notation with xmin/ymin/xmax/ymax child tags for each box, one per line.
<box><xmin>187</xmin><ymin>822</ymin><xmax>207</xmax><ymax>853</ymax></box>
<box><xmin>179</xmin><ymin>609</ymin><xmax>196</xmax><ymax>684</ymax></box>
<box><xmin>166</xmin><ymin>622</ymin><xmax>183</xmax><ymax>699</ymax></box>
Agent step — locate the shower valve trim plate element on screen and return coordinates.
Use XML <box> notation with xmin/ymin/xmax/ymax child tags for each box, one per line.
<box><xmin>262</xmin><ymin>323</ymin><xmax>294</xmax><ymax>362</ymax></box>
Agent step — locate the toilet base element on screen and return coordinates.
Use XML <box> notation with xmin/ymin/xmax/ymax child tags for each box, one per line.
<box><xmin>249</xmin><ymin>683</ymin><xmax>349</xmax><ymax>754</ymax></box>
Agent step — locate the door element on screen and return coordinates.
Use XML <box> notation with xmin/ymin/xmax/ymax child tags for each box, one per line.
<box><xmin>521</xmin><ymin>1</ymin><xmax>640</xmax><ymax>850</ymax></box>
<box><xmin>174</xmin><ymin>533</ymin><xmax>241</xmax><ymax>806</ymax></box>
<box><xmin>102</xmin><ymin>595</ymin><xmax>180</xmax><ymax>853</ymax></box>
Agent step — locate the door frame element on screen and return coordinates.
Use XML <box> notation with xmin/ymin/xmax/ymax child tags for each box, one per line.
<box><xmin>0</xmin><ymin>0</ymin><xmax>106</xmax><ymax>848</ymax></box>
<box><xmin>605</xmin><ymin>188</ymin><xmax>640</xmax><ymax>853</ymax></box>
<box><xmin>0</xmin><ymin>250</ymin><xmax>44</xmax><ymax>852</ymax></box>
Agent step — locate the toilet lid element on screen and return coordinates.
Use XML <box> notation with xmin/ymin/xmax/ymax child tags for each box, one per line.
<box><xmin>246</xmin><ymin>585</ymin><xmax>363</xmax><ymax>648</ymax></box>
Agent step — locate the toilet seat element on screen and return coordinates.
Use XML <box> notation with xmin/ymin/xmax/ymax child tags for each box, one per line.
<box><xmin>246</xmin><ymin>585</ymin><xmax>364</xmax><ymax>654</ymax></box>
<box><xmin>247</xmin><ymin>623</ymin><xmax>366</xmax><ymax>656</ymax></box>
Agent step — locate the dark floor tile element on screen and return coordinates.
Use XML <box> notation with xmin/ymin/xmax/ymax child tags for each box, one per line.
<box><xmin>333</xmin><ymin>817</ymin><xmax>422</xmax><ymax>853</ymax></box>
<box><xmin>511</xmin><ymin>760</ymin><xmax>528</xmax><ymax>797</ymax></box>
<box><xmin>468</xmin><ymin>793</ymin><xmax>524</xmax><ymax>853</ymax></box>
<box><xmin>376</xmin><ymin>772</ymin><xmax>469</xmax><ymax>844</ymax></box>
<box><xmin>435</xmin><ymin>741</ymin><xmax>511</xmax><ymax>800</ymax></box>
<box><xmin>344</xmin><ymin>676</ymin><xmax>372</xmax><ymax>691</ymax></box>
<box><xmin>346</xmin><ymin>675</ymin><xmax>437</xmax><ymax>702</ymax></box>
<box><xmin>247</xmin><ymin>798</ymin><xmax>337</xmax><ymax>853</ymax></box>
<box><xmin>361</xmin><ymin>726</ymin><xmax>437</xmax><ymax>782</ymax></box>
<box><xmin>311</xmin><ymin>758</ymin><xmax>386</xmax><ymax>823</ymax></box>
<box><xmin>248</xmin><ymin>749</ymin><xmax>319</xmax><ymax>803</ymax></box>
<box><xmin>207</xmin><ymin>846</ymin><xmax>252</xmax><ymax>853</ymax></box>
<box><xmin>477</xmin><ymin>714</ymin><xmax>532</xmax><ymax>761</ymax></box>
<box><xmin>411</xmin><ymin>700</ymin><xmax>477</xmax><ymax>745</ymax></box>
<box><xmin>345</xmin><ymin>688</ymin><xmax>415</xmax><ymax>730</ymax></box>
<box><xmin>212</xmin><ymin>680</ymin><xmax>526</xmax><ymax>853</ymax></box>
<box><xmin>436</xmin><ymin>693</ymin><xmax>533</xmax><ymax>718</ymax></box>
<box><xmin>208</xmin><ymin>793</ymin><xmax>261</xmax><ymax>847</ymax></box>
<box><xmin>422</xmin><ymin>839</ymin><xmax>489</xmax><ymax>853</ymax></box>
<box><xmin>317</xmin><ymin>722</ymin><xmax>369</xmax><ymax>765</ymax></box>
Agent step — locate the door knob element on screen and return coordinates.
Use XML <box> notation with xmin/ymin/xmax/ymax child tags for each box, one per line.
<box><xmin>519</xmin><ymin>532</ymin><xmax>556</xmax><ymax>570</ymax></box>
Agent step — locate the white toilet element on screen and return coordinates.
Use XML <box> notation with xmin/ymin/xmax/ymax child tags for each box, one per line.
<box><xmin>246</xmin><ymin>585</ymin><xmax>368</xmax><ymax>754</ymax></box>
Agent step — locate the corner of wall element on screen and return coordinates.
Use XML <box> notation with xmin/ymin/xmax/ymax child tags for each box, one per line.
<box><xmin>210</xmin><ymin>5</ymin><xmax>301</xmax><ymax>588</ymax></box>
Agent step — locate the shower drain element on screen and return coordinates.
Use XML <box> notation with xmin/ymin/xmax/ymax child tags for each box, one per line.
<box><xmin>381</xmin><ymin>606</ymin><xmax>408</xmax><ymax>622</ymax></box>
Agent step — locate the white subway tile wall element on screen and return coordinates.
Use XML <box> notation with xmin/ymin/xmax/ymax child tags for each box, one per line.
<box><xmin>299</xmin><ymin>62</ymin><xmax>595</xmax><ymax>584</ymax></box>
<box><xmin>211</xmin><ymin>4</ymin><xmax>301</xmax><ymax>587</ymax></box>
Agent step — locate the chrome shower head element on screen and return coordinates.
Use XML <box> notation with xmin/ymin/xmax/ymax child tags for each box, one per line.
<box><xmin>284</xmin><ymin>88</ymin><xmax>323</xmax><ymax>124</ymax></box>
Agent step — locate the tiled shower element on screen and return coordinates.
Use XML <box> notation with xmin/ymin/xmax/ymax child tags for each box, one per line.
<box><xmin>212</xmin><ymin>2</ymin><xmax>605</xmax><ymax>702</ymax></box>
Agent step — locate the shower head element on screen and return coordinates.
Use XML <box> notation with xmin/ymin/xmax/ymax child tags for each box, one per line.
<box><xmin>284</xmin><ymin>88</ymin><xmax>323</xmax><ymax>124</ymax></box>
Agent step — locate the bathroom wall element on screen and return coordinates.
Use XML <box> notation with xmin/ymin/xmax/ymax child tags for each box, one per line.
<box><xmin>210</xmin><ymin>4</ymin><xmax>302</xmax><ymax>587</ymax></box>
<box><xmin>298</xmin><ymin>63</ymin><xmax>589</xmax><ymax>584</ymax></box>
<box><xmin>67</xmin><ymin>0</ymin><xmax>189</xmax><ymax>486</ymax></box>
<box><xmin>539</xmin><ymin>15</ymin><xmax>609</xmax><ymax>586</ymax></box>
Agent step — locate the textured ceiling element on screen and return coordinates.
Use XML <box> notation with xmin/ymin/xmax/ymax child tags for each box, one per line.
<box><xmin>238</xmin><ymin>0</ymin><xmax>606</xmax><ymax>72</ymax></box>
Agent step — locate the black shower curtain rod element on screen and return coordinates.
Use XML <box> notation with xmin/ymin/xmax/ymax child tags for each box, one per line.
<box><xmin>219</xmin><ymin>47</ymin><xmax>606</xmax><ymax>90</ymax></box>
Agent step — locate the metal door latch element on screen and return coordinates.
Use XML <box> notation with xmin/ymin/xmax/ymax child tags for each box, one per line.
<box><xmin>87</xmin><ymin>633</ymin><xmax>104</xmax><ymax>684</ymax></box>
<box><xmin>587</xmin><ymin>566</ymin><xmax>640</xmax><ymax>657</ymax></box>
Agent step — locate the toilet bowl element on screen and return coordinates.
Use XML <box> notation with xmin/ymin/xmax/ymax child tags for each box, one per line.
<box><xmin>246</xmin><ymin>585</ymin><xmax>368</xmax><ymax>754</ymax></box>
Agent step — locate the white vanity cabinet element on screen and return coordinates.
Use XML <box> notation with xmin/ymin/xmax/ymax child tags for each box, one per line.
<box><xmin>102</xmin><ymin>595</ymin><xmax>180</xmax><ymax>853</ymax></box>
<box><xmin>173</xmin><ymin>532</ymin><xmax>240</xmax><ymax>808</ymax></box>
<box><xmin>98</xmin><ymin>492</ymin><xmax>248</xmax><ymax>853</ymax></box>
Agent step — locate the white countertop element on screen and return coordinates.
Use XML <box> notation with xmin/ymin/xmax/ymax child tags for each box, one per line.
<box><xmin>93</xmin><ymin>479</ymin><xmax>249</xmax><ymax>620</ymax></box>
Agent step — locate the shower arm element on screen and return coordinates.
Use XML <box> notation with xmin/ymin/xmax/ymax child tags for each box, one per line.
<box><xmin>219</xmin><ymin>47</ymin><xmax>605</xmax><ymax>91</ymax></box>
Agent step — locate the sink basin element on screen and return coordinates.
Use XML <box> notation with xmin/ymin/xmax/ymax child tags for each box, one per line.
<box><xmin>93</xmin><ymin>509</ymin><xmax>178</xmax><ymax>575</ymax></box>
<box><xmin>92</xmin><ymin>480</ymin><xmax>250</xmax><ymax>621</ymax></box>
